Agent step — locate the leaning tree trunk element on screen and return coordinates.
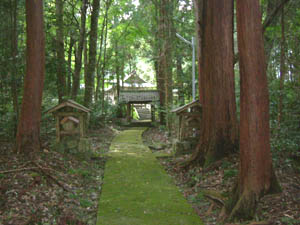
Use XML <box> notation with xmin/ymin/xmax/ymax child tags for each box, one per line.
<box><xmin>227</xmin><ymin>0</ymin><xmax>281</xmax><ymax>220</ymax></box>
<box><xmin>55</xmin><ymin>0</ymin><xmax>66</xmax><ymax>103</ymax></box>
<box><xmin>72</xmin><ymin>0</ymin><xmax>87</xmax><ymax>100</ymax></box>
<box><xmin>84</xmin><ymin>0</ymin><xmax>101</xmax><ymax>108</ymax></box>
<box><xmin>189</xmin><ymin>0</ymin><xmax>238</xmax><ymax>167</ymax></box>
<box><xmin>16</xmin><ymin>0</ymin><xmax>45</xmax><ymax>153</ymax></box>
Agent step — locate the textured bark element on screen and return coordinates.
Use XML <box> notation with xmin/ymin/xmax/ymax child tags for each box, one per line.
<box><xmin>84</xmin><ymin>0</ymin><xmax>101</xmax><ymax>108</ymax></box>
<box><xmin>16</xmin><ymin>0</ymin><xmax>45</xmax><ymax>153</ymax></box>
<box><xmin>228</xmin><ymin>0</ymin><xmax>280</xmax><ymax>220</ymax></box>
<box><xmin>55</xmin><ymin>0</ymin><xmax>66</xmax><ymax>103</ymax></box>
<box><xmin>72</xmin><ymin>0</ymin><xmax>88</xmax><ymax>100</ymax></box>
<box><xmin>157</xmin><ymin>0</ymin><xmax>173</xmax><ymax>127</ymax></box>
<box><xmin>189</xmin><ymin>0</ymin><xmax>238</xmax><ymax>167</ymax></box>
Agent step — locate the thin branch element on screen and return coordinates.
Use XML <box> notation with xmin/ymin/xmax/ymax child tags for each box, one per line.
<box><xmin>31</xmin><ymin>162</ymin><xmax>70</xmax><ymax>192</ymax></box>
<box><xmin>0</xmin><ymin>167</ymin><xmax>40</xmax><ymax>174</ymax></box>
<box><xmin>262</xmin><ymin>0</ymin><xmax>291</xmax><ymax>33</ymax></box>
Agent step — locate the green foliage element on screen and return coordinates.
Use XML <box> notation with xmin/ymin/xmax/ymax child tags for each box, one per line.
<box><xmin>223</xmin><ymin>169</ymin><xmax>238</xmax><ymax>181</ymax></box>
<box><xmin>187</xmin><ymin>192</ymin><xmax>205</xmax><ymax>203</ymax></box>
<box><xmin>80</xmin><ymin>199</ymin><xmax>93</xmax><ymax>208</ymax></box>
<box><xmin>269</xmin><ymin>80</ymin><xmax>300</xmax><ymax>168</ymax></box>
<box><xmin>280</xmin><ymin>216</ymin><xmax>300</xmax><ymax>225</ymax></box>
<box><xmin>68</xmin><ymin>168</ymin><xmax>92</xmax><ymax>179</ymax></box>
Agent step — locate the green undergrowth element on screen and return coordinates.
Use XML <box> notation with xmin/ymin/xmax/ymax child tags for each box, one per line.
<box><xmin>97</xmin><ymin>127</ymin><xmax>202</xmax><ymax>225</ymax></box>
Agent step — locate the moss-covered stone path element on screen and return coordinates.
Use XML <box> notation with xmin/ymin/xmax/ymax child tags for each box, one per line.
<box><xmin>97</xmin><ymin>127</ymin><xmax>202</xmax><ymax>225</ymax></box>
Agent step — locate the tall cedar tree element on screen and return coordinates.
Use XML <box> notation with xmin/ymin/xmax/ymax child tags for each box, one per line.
<box><xmin>157</xmin><ymin>0</ymin><xmax>173</xmax><ymax>126</ymax></box>
<box><xmin>66</xmin><ymin>36</ymin><xmax>75</xmax><ymax>95</ymax></box>
<box><xmin>56</xmin><ymin>0</ymin><xmax>66</xmax><ymax>103</ymax></box>
<box><xmin>72</xmin><ymin>0</ymin><xmax>88</xmax><ymax>100</ymax></box>
<box><xmin>16</xmin><ymin>0</ymin><xmax>45</xmax><ymax>153</ymax></box>
<box><xmin>227</xmin><ymin>0</ymin><xmax>280</xmax><ymax>220</ymax></box>
<box><xmin>189</xmin><ymin>0</ymin><xmax>238</xmax><ymax>167</ymax></box>
<box><xmin>84</xmin><ymin>0</ymin><xmax>101</xmax><ymax>107</ymax></box>
<box><xmin>10</xmin><ymin>0</ymin><xmax>19</xmax><ymax>134</ymax></box>
<box><xmin>95</xmin><ymin>0</ymin><xmax>111</xmax><ymax>102</ymax></box>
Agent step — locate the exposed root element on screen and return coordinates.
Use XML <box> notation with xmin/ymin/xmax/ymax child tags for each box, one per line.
<box><xmin>228</xmin><ymin>191</ymin><xmax>258</xmax><ymax>221</ymax></box>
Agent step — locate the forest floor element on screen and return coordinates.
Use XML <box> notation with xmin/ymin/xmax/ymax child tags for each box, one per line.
<box><xmin>0</xmin><ymin>125</ymin><xmax>119</xmax><ymax>225</ymax></box>
<box><xmin>142</xmin><ymin>127</ymin><xmax>300</xmax><ymax>225</ymax></box>
<box><xmin>0</xmin><ymin>125</ymin><xmax>299</xmax><ymax>225</ymax></box>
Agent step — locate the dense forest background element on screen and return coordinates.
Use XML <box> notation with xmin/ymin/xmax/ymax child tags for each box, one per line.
<box><xmin>0</xmin><ymin>0</ymin><xmax>299</xmax><ymax>145</ymax></box>
<box><xmin>0</xmin><ymin>0</ymin><xmax>299</xmax><ymax>223</ymax></box>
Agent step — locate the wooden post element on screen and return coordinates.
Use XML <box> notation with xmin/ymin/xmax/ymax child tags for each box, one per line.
<box><xmin>79</xmin><ymin>114</ymin><xmax>84</xmax><ymax>138</ymax></box>
<box><xmin>180</xmin><ymin>115</ymin><xmax>186</xmax><ymax>141</ymax></box>
<box><xmin>178</xmin><ymin>114</ymin><xmax>182</xmax><ymax>139</ymax></box>
<box><xmin>56</xmin><ymin>115</ymin><xmax>60</xmax><ymax>142</ymax></box>
<box><xmin>126</xmin><ymin>103</ymin><xmax>131</xmax><ymax>122</ymax></box>
<box><xmin>151</xmin><ymin>104</ymin><xmax>155</xmax><ymax>122</ymax></box>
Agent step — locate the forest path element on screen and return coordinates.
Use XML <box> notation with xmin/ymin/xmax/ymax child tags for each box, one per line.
<box><xmin>96</xmin><ymin>127</ymin><xmax>202</xmax><ymax>225</ymax></box>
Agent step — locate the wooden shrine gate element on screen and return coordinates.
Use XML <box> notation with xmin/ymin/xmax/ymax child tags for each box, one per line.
<box><xmin>119</xmin><ymin>90</ymin><xmax>159</xmax><ymax>122</ymax></box>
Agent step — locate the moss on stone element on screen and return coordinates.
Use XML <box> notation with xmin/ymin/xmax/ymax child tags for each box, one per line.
<box><xmin>97</xmin><ymin>128</ymin><xmax>202</xmax><ymax>225</ymax></box>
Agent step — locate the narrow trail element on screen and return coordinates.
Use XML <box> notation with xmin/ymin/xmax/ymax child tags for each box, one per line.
<box><xmin>97</xmin><ymin>127</ymin><xmax>202</xmax><ymax>225</ymax></box>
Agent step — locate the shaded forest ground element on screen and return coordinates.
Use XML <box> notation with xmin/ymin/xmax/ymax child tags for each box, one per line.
<box><xmin>143</xmin><ymin>127</ymin><xmax>300</xmax><ymax>225</ymax></box>
<box><xmin>0</xmin><ymin>124</ymin><xmax>299</xmax><ymax>225</ymax></box>
<box><xmin>0</xmin><ymin>126</ymin><xmax>118</xmax><ymax>225</ymax></box>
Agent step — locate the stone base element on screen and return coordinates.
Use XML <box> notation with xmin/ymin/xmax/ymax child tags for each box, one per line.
<box><xmin>173</xmin><ymin>137</ymin><xmax>198</xmax><ymax>156</ymax></box>
<box><xmin>53</xmin><ymin>136</ymin><xmax>91</xmax><ymax>154</ymax></box>
<box><xmin>78</xmin><ymin>138</ymin><xmax>92</xmax><ymax>152</ymax></box>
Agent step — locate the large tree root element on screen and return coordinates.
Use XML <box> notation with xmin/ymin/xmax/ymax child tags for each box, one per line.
<box><xmin>227</xmin><ymin>191</ymin><xmax>258</xmax><ymax>221</ymax></box>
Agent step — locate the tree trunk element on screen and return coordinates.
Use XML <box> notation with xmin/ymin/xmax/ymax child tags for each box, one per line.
<box><xmin>157</xmin><ymin>0</ymin><xmax>173</xmax><ymax>127</ymax></box>
<box><xmin>10</xmin><ymin>0</ymin><xmax>19</xmax><ymax>136</ymax></box>
<box><xmin>84</xmin><ymin>0</ymin><xmax>101</xmax><ymax>108</ymax></box>
<box><xmin>114</xmin><ymin>41</ymin><xmax>120</xmax><ymax>103</ymax></box>
<box><xmin>189</xmin><ymin>0</ymin><xmax>238</xmax><ymax>167</ymax></box>
<box><xmin>227</xmin><ymin>0</ymin><xmax>281</xmax><ymax>220</ymax></box>
<box><xmin>55</xmin><ymin>0</ymin><xmax>66</xmax><ymax>103</ymax></box>
<box><xmin>95</xmin><ymin>0</ymin><xmax>111</xmax><ymax>102</ymax></box>
<box><xmin>16</xmin><ymin>0</ymin><xmax>45</xmax><ymax>153</ymax></box>
<box><xmin>101</xmin><ymin>16</ymin><xmax>109</xmax><ymax>113</ymax></box>
<box><xmin>176</xmin><ymin>55</ymin><xmax>185</xmax><ymax>106</ymax></box>
<box><xmin>67</xmin><ymin>37</ymin><xmax>75</xmax><ymax>96</ymax></box>
<box><xmin>72</xmin><ymin>0</ymin><xmax>88</xmax><ymax>100</ymax></box>
<box><xmin>277</xmin><ymin>7</ymin><xmax>286</xmax><ymax>127</ymax></box>
<box><xmin>193</xmin><ymin>0</ymin><xmax>203</xmax><ymax>104</ymax></box>
<box><xmin>83</xmin><ymin>38</ymin><xmax>88</xmax><ymax>96</ymax></box>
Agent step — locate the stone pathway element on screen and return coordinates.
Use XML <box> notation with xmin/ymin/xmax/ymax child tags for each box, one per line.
<box><xmin>96</xmin><ymin>128</ymin><xmax>203</xmax><ymax>225</ymax></box>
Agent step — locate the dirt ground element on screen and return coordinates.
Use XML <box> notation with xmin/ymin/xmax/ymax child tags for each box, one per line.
<box><xmin>1</xmin><ymin>126</ymin><xmax>299</xmax><ymax>225</ymax></box>
<box><xmin>0</xmin><ymin>126</ymin><xmax>118</xmax><ymax>225</ymax></box>
<box><xmin>143</xmin><ymin>127</ymin><xmax>300</xmax><ymax>225</ymax></box>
